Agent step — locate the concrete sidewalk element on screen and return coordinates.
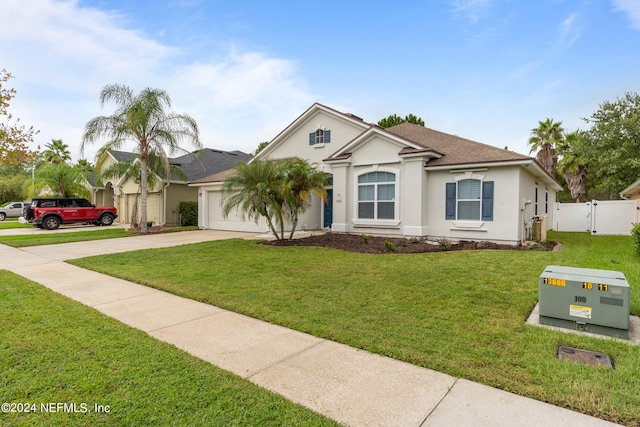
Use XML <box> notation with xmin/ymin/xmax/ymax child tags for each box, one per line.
<box><xmin>3</xmin><ymin>230</ymin><xmax>621</xmax><ymax>426</ymax></box>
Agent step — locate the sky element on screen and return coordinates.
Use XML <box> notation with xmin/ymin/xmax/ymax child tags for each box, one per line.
<box><xmin>2</xmin><ymin>0</ymin><xmax>640</xmax><ymax>163</ymax></box>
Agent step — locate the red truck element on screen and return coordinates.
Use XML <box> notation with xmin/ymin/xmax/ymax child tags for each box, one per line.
<box><xmin>22</xmin><ymin>198</ymin><xmax>118</xmax><ymax>230</ymax></box>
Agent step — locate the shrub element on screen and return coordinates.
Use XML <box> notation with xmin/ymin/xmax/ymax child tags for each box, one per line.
<box><xmin>632</xmin><ymin>223</ymin><xmax>640</xmax><ymax>255</ymax></box>
<box><xmin>438</xmin><ymin>238</ymin><xmax>452</xmax><ymax>251</ymax></box>
<box><xmin>384</xmin><ymin>240</ymin><xmax>396</xmax><ymax>252</ymax></box>
<box><xmin>179</xmin><ymin>201</ymin><xmax>198</xmax><ymax>226</ymax></box>
<box><xmin>361</xmin><ymin>234</ymin><xmax>371</xmax><ymax>244</ymax></box>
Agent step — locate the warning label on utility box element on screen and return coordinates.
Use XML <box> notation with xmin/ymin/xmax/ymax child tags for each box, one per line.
<box><xmin>570</xmin><ymin>305</ymin><xmax>592</xmax><ymax>319</ymax></box>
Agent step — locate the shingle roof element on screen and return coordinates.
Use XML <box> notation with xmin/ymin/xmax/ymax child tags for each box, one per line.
<box><xmin>384</xmin><ymin>122</ymin><xmax>531</xmax><ymax>166</ymax></box>
<box><xmin>169</xmin><ymin>148</ymin><xmax>252</xmax><ymax>181</ymax></box>
<box><xmin>104</xmin><ymin>148</ymin><xmax>251</xmax><ymax>183</ymax></box>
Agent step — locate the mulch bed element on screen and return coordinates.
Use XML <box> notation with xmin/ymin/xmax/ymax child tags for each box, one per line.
<box><xmin>262</xmin><ymin>233</ymin><xmax>557</xmax><ymax>254</ymax></box>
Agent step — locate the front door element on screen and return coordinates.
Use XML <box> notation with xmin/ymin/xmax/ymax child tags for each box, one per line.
<box><xmin>323</xmin><ymin>188</ymin><xmax>333</xmax><ymax>228</ymax></box>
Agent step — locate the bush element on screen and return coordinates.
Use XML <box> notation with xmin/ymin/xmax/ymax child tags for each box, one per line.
<box><xmin>179</xmin><ymin>201</ymin><xmax>198</xmax><ymax>226</ymax></box>
<box><xmin>361</xmin><ymin>234</ymin><xmax>371</xmax><ymax>244</ymax></box>
<box><xmin>632</xmin><ymin>223</ymin><xmax>640</xmax><ymax>255</ymax></box>
<box><xmin>384</xmin><ymin>240</ymin><xmax>396</xmax><ymax>252</ymax></box>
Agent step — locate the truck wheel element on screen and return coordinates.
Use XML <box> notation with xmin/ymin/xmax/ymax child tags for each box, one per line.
<box><xmin>99</xmin><ymin>213</ymin><xmax>115</xmax><ymax>226</ymax></box>
<box><xmin>44</xmin><ymin>216</ymin><xmax>61</xmax><ymax>230</ymax></box>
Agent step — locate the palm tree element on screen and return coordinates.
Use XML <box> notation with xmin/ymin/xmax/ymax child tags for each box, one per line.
<box><xmin>34</xmin><ymin>163</ymin><xmax>90</xmax><ymax>198</ymax></box>
<box><xmin>280</xmin><ymin>159</ymin><xmax>327</xmax><ymax>239</ymax></box>
<box><xmin>557</xmin><ymin>131</ymin><xmax>587</xmax><ymax>202</ymax></box>
<box><xmin>221</xmin><ymin>159</ymin><xmax>286</xmax><ymax>239</ymax></box>
<box><xmin>82</xmin><ymin>84</ymin><xmax>201</xmax><ymax>233</ymax></box>
<box><xmin>528</xmin><ymin>118</ymin><xmax>564</xmax><ymax>178</ymax></box>
<box><xmin>43</xmin><ymin>139</ymin><xmax>72</xmax><ymax>165</ymax></box>
<box><xmin>101</xmin><ymin>152</ymin><xmax>186</xmax><ymax>226</ymax></box>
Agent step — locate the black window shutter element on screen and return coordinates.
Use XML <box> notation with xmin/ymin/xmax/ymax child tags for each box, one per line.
<box><xmin>309</xmin><ymin>132</ymin><xmax>315</xmax><ymax>145</ymax></box>
<box><xmin>445</xmin><ymin>182</ymin><xmax>456</xmax><ymax>220</ymax></box>
<box><xmin>324</xmin><ymin>129</ymin><xmax>331</xmax><ymax>143</ymax></box>
<box><xmin>481</xmin><ymin>181</ymin><xmax>494</xmax><ymax>221</ymax></box>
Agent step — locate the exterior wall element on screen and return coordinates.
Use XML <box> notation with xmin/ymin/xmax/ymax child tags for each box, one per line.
<box><xmin>165</xmin><ymin>183</ymin><xmax>197</xmax><ymax>226</ymax></box>
<box><xmin>263</xmin><ymin>110</ymin><xmax>367</xmax><ymax>170</ymax></box>
<box><xmin>518</xmin><ymin>168</ymin><xmax>557</xmax><ymax>238</ymax></box>
<box><xmin>426</xmin><ymin>167</ymin><xmax>523</xmax><ymax>244</ymax></box>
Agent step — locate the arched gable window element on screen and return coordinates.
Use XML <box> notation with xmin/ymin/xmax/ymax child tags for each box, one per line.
<box><xmin>309</xmin><ymin>129</ymin><xmax>331</xmax><ymax>145</ymax></box>
<box><xmin>358</xmin><ymin>171</ymin><xmax>396</xmax><ymax>219</ymax></box>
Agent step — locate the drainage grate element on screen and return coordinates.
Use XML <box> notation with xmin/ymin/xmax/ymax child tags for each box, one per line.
<box><xmin>557</xmin><ymin>346</ymin><xmax>613</xmax><ymax>368</ymax></box>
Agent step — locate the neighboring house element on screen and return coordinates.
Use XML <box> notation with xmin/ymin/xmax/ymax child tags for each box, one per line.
<box><xmin>90</xmin><ymin>148</ymin><xmax>251</xmax><ymax>226</ymax></box>
<box><xmin>191</xmin><ymin>103</ymin><xmax>562</xmax><ymax>244</ymax></box>
<box><xmin>621</xmin><ymin>178</ymin><xmax>640</xmax><ymax>200</ymax></box>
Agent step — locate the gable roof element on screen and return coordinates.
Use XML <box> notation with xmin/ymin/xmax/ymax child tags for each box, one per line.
<box><xmin>253</xmin><ymin>102</ymin><xmax>371</xmax><ymax>161</ymax></box>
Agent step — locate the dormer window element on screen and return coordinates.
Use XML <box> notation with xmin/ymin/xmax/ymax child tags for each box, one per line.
<box><xmin>309</xmin><ymin>129</ymin><xmax>331</xmax><ymax>145</ymax></box>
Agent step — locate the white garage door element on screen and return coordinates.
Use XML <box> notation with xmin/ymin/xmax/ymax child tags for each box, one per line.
<box><xmin>207</xmin><ymin>191</ymin><xmax>266</xmax><ymax>232</ymax></box>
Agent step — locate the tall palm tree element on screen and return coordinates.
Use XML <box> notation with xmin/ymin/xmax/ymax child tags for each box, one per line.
<box><xmin>82</xmin><ymin>84</ymin><xmax>201</xmax><ymax>233</ymax></box>
<box><xmin>221</xmin><ymin>159</ymin><xmax>285</xmax><ymax>239</ymax></box>
<box><xmin>557</xmin><ymin>131</ymin><xmax>587</xmax><ymax>202</ymax></box>
<box><xmin>43</xmin><ymin>139</ymin><xmax>72</xmax><ymax>165</ymax></box>
<box><xmin>280</xmin><ymin>158</ymin><xmax>327</xmax><ymax>239</ymax></box>
<box><xmin>528</xmin><ymin>118</ymin><xmax>564</xmax><ymax>178</ymax></box>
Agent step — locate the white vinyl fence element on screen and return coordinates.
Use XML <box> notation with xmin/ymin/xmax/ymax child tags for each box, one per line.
<box><xmin>554</xmin><ymin>200</ymin><xmax>640</xmax><ymax>235</ymax></box>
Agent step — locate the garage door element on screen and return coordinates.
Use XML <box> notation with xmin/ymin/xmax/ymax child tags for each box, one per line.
<box><xmin>207</xmin><ymin>191</ymin><xmax>266</xmax><ymax>232</ymax></box>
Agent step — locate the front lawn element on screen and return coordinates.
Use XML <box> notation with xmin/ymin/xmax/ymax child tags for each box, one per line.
<box><xmin>0</xmin><ymin>219</ymin><xmax>30</xmax><ymax>230</ymax></box>
<box><xmin>0</xmin><ymin>226</ymin><xmax>198</xmax><ymax>247</ymax></box>
<box><xmin>0</xmin><ymin>271</ymin><xmax>339</xmax><ymax>426</ymax></box>
<box><xmin>69</xmin><ymin>232</ymin><xmax>640</xmax><ymax>425</ymax></box>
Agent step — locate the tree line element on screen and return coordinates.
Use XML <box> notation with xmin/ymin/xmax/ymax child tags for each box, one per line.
<box><xmin>528</xmin><ymin>91</ymin><xmax>640</xmax><ymax>202</ymax></box>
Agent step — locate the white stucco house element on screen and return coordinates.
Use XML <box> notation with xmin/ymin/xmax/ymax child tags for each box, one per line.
<box><xmin>191</xmin><ymin>103</ymin><xmax>562</xmax><ymax>244</ymax></box>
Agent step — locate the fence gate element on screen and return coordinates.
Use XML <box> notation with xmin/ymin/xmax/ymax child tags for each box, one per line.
<box><xmin>554</xmin><ymin>200</ymin><xmax>639</xmax><ymax>235</ymax></box>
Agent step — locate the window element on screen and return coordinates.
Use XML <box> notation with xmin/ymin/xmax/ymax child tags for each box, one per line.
<box><xmin>358</xmin><ymin>171</ymin><xmax>395</xmax><ymax>219</ymax></box>
<box><xmin>309</xmin><ymin>129</ymin><xmax>331</xmax><ymax>145</ymax></box>
<box><xmin>446</xmin><ymin>179</ymin><xmax>493</xmax><ymax>221</ymax></box>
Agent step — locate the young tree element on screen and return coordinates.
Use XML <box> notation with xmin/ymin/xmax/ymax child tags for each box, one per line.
<box><xmin>528</xmin><ymin>118</ymin><xmax>564</xmax><ymax>178</ymax></box>
<box><xmin>43</xmin><ymin>139</ymin><xmax>72</xmax><ymax>165</ymax></box>
<box><xmin>557</xmin><ymin>131</ymin><xmax>587</xmax><ymax>202</ymax></box>
<box><xmin>221</xmin><ymin>159</ymin><xmax>285</xmax><ymax>239</ymax></box>
<box><xmin>0</xmin><ymin>69</ymin><xmax>38</xmax><ymax>166</ymax></box>
<box><xmin>280</xmin><ymin>158</ymin><xmax>327</xmax><ymax>239</ymax></box>
<box><xmin>377</xmin><ymin>114</ymin><xmax>425</xmax><ymax>128</ymax></box>
<box><xmin>82</xmin><ymin>84</ymin><xmax>201</xmax><ymax>232</ymax></box>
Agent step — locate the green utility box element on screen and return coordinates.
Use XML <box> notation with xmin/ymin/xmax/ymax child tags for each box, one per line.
<box><xmin>539</xmin><ymin>266</ymin><xmax>630</xmax><ymax>339</ymax></box>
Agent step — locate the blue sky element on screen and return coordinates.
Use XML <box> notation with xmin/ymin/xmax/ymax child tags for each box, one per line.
<box><xmin>2</xmin><ymin>0</ymin><xmax>640</xmax><ymax>162</ymax></box>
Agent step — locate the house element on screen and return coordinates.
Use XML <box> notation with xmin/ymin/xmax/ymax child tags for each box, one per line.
<box><xmin>621</xmin><ymin>178</ymin><xmax>640</xmax><ymax>200</ymax></box>
<box><xmin>90</xmin><ymin>148</ymin><xmax>251</xmax><ymax>226</ymax></box>
<box><xmin>190</xmin><ymin>103</ymin><xmax>562</xmax><ymax>244</ymax></box>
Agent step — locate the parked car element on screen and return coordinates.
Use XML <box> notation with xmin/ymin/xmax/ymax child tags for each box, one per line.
<box><xmin>0</xmin><ymin>201</ymin><xmax>30</xmax><ymax>221</ymax></box>
<box><xmin>21</xmin><ymin>198</ymin><xmax>118</xmax><ymax>230</ymax></box>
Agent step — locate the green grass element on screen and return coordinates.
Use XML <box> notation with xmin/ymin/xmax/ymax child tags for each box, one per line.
<box><xmin>0</xmin><ymin>226</ymin><xmax>198</xmax><ymax>247</ymax></box>
<box><xmin>0</xmin><ymin>219</ymin><xmax>30</xmax><ymax>230</ymax></box>
<box><xmin>0</xmin><ymin>271</ymin><xmax>339</xmax><ymax>427</ymax></box>
<box><xmin>69</xmin><ymin>231</ymin><xmax>640</xmax><ymax>425</ymax></box>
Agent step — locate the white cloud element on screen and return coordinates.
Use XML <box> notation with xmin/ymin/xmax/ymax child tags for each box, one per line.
<box><xmin>0</xmin><ymin>0</ymin><xmax>315</xmax><ymax>161</ymax></box>
<box><xmin>558</xmin><ymin>13</ymin><xmax>581</xmax><ymax>47</ymax></box>
<box><xmin>613</xmin><ymin>0</ymin><xmax>640</xmax><ymax>30</ymax></box>
<box><xmin>450</xmin><ymin>0</ymin><xmax>492</xmax><ymax>22</ymax></box>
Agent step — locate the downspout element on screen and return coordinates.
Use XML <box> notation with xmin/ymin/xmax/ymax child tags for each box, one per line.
<box><xmin>160</xmin><ymin>180</ymin><xmax>170</xmax><ymax>226</ymax></box>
